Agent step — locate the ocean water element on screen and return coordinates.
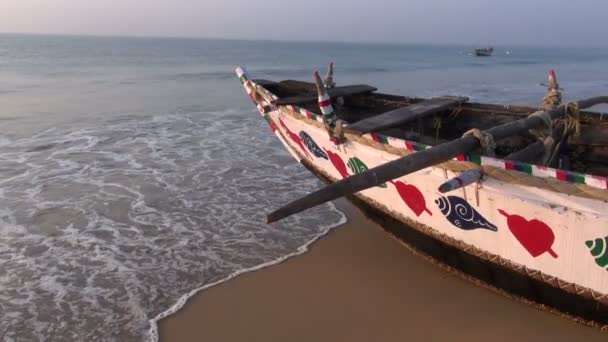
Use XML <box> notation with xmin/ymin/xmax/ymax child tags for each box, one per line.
<box><xmin>1</xmin><ymin>34</ymin><xmax>607</xmax><ymax>342</ymax></box>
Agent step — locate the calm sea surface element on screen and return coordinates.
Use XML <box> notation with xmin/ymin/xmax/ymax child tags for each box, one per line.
<box><xmin>1</xmin><ymin>34</ymin><xmax>607</xmax><ymax>341</ymax></box>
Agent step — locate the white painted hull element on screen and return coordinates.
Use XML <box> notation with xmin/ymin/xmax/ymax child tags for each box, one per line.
<box><xmin>236</xmin><ymin>69</ymin><xmax>608</xmax><ymax>323</ymax></box>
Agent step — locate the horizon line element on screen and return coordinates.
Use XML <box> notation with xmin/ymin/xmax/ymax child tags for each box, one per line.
<box><xmin>1</xmin><ymin>31</ymin><xmax>607</xmax><ymax>49</ymax></box>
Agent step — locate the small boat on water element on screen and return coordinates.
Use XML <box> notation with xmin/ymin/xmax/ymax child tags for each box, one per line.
<box><xmin>475</xmin><ymin>47</ymin><xmax>494</xmax><ymax>56</ymax></box>
<box><xmin>235</xmin><ymin>64</ymin><xmax>608</xmax><ymax>327</ymax></box>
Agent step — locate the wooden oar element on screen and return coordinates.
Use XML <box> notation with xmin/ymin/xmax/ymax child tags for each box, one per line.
<box><xmin>267</xmin><ymin>96</ymin><xmax>608</xmax><ymax>223</ymax></box>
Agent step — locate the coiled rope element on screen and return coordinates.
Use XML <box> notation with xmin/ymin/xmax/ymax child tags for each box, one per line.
<box><xmin>463</xmin><ymin>128</ymin><xmax>496</xmax><ymax>156</ymax></box>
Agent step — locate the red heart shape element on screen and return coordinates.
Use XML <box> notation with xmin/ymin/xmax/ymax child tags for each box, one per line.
<box><xmin>390</xmin><ymin>180</ymin><xmax>432</xmax><ymax>217</ymax></box>
<box><xmin>498</xmin><ymin>209</ymin><xmax>558</xmax><ymax>258</ymax></box>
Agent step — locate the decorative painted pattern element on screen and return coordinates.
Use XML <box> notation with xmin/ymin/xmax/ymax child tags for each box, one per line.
<box><xmin>263</xmin><ymin>114</ymin><xmax>278</xmax><ymax>132</ymax></box>
<box><xmin>585</xmin><ymin>237</ymin><xmax>608</xmax><ymax>269</ymax></box>
<box><xmin>498</xmin><ymin>209</ymin><xmax>558</xmax><ymax>259</ymax></box>
<box><xmin>240</xmin><ymin>74</ymin><xmax>608</xmax><ymax>192</ymax></box>
<box><xmin>299</xmin><ymin>131</ymin><xmax>328</xmax><ymax>160</ymax></box>
<box><xmin>318</xmin><ymin>93</ymin><xmax>337</xmax><ymax>127</ymax></box>
<box><xmin>279</xmin><ymin>118</ymin><xmax>312</xmax><ymax>159</ymax></box>
<box><xmin>370</xmin><ymin>132</ymin><xmax>389</xmax><ymax>144</ymax></box>
<box><xmin>237</xmin><ymin>69</ymin><xmax>608</xmax><ymax>302</ymax></box>
<box><xmin>405</xmin><ymin>140</ymin><xmax>428</xmax><ymax>152</ymax></box>
<box><xmin>347</xmin><ymin>157</ymin><xmax>387</xmax><ymax>188</ymax></box>
<box><xmin>390</xmin><ymin>180</ymin><xmax>432</xmax><ymax>217</ymax></box>
<box><xmin>435</xmin><ymin>196</ymin><xmax>497</xmax><ymax>231</ymax></box>
<box><xmin>324</xmin><ymin>148</ymin><xmax>349</xmax><ymax>179</ymax></box>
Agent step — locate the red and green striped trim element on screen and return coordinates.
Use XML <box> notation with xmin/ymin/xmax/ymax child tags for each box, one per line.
<box><xmin>263</xmin><ymin>114</ymin><xmax>278</xmax><ymax>132</ymax></box>
<box><xmin>370</xmin><ymin>133</ymin><xmax>389</xmax><ymax>144</ymax></box>
<box><xmin>505</xmin><ymin>160</ymin><xmax>533</xmax><ymax>174</ymax></box>
<box><xmin>556</xmin><ymin>170</ymin><xmax>586</xmax><ymax>184</ymax></box>
<box><xmin>405</xmin><ymin>141</ymin><xmax>428</xmax><ymax>152</ymax></box>
<box><xmin>235</xmin><ymin>67</ymin><xmax>607</xmax><ymax>192</ymax></box>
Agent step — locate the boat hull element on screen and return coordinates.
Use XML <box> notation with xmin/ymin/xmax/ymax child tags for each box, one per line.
<box><xmin>303</xmin><ymin>158</ymin><xmax>608</xmax><ymax>327</ymax></box>
<box><xmin>237</xmin><ymin>70</ymin><xmax>608</xmax><ymax>327</ymax></box>
<box><xmin>475</xmin><ymin>48</ymin><xmax>494</xmax><ymax>57</ymax></box>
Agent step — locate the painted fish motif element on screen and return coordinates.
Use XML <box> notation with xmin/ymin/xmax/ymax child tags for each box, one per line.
<box><xmin>585</xmin><ymin>236</ymin><xmax>608</xmax><ymax>269</ymax></box>
<box><xmin>390</xmin><ymin>180</ymin><xmax>431</xmax><ymax>217</ymax></box>
<box><xmin>324</xmin><ymin>148</ymin><xmax>349</xmax><ymax>179</ymax></box>
<box><xmin>436</xmin><ymin>196</ymin><xmax>497</xmax><ymax>231</ymax></box>
<box><xmin>299</xmin><ymin>131</ymin><xmax>328</xmax><ymax>160</ymax></box>
<box><xmin>279</xmin><ymin>118</ymin><xmax>312</xmax><ymax>159</ymax></box>
<box><xmin>347</xmin><ymin>157</ymin><xmax>386</xmax><ymax>188</ymax></box>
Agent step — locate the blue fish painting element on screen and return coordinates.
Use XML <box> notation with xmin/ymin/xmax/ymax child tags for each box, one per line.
<box><xmin>299</xmin><ymin>131</ymin><xmax>328</xmax><ymax>160</ymax></box>
<box><xmin>435</xmin><ymin>196</ymin><xmax>497</xmax><ymax>231</ymax></box>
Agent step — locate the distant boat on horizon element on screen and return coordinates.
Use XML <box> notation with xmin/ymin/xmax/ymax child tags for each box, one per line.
<box><xmin>475</xmin><ymin>47</ymin><xmax>494</xmax><ymax>57</ymax></box>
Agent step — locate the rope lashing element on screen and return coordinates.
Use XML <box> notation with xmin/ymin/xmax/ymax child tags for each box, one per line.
<box><xmin>562</xmin><ymin>102</ymin><xmax>581</xmax><ymax>140</ymax></box>
<box><xmin>463</xmin><ymin>128</ymin><xmax>496</xmax><ymax>157</ymax></box>
<box><xmin>543</xmin><ymin>90</ymin><xmax>562</xmax><ymax>110</ymax></box>
<box><xmin>331</xmin><ymin>120</ymin><xmax>346</xmax><ymax>145</ymax></box>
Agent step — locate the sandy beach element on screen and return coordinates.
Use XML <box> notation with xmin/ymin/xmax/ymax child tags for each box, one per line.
<box><xmin>159</xmin><ymin>200</ymin><xmax>607</xmax><ymax>342</ymax></box>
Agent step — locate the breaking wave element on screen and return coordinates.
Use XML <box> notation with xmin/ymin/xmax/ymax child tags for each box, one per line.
<box><xmin>0</xmin><ymin>109</ymin><xmax>346</xmax><ymax>341</ymax></box>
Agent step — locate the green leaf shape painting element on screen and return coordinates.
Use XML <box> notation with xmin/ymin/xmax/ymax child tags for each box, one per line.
<box><xmin>347</xmin><ymin>157</ymin><xmax>387</xmax><ymax>188</ymax></box>
<box><xmin>586</xmin><ymin>237</ymin><xmax>608</xmax><ymax>269</ymax></box>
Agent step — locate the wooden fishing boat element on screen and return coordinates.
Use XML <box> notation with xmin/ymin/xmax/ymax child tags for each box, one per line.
<box><xmin>235</xmin><ymin>65</ymin><xmax>608</xmax><ymax>327</ymax></box>
<box><xmin>475</xmin><ymin>47</ymin><xmax>494</xmax><ymax>56</ymax></box>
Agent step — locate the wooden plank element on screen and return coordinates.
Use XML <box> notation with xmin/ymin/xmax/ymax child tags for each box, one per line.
<box><xmin>344</xmin><ymin>96</ymin><xmax>468</xmax><ymax>135</ymax></box>
<box><xmin>274</xmin><ymin>85</ymin><xmax>377</xmax><ymax>105</ymax></box>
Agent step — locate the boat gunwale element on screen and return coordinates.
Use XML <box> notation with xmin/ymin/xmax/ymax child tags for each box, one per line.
<box><xmin>243</xmin><ymin>75</ymin><xmax>608</xmax><ymax>197</ymax></box>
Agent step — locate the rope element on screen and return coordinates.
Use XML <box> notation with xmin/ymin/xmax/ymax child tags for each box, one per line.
<box><xmin>563</xmin><ymin>102</ymin><xmax>581</xmax><ymax>140</ymax></box>
<box><xmin>447</xmin><ymin>107</ymin><xmax>462</xmax><ymax>121</ymax></box>
<box><xmin>324</xmin><ymin>118</ymin><xmax>345</xmax><ymax>145</ymax></box>
<box><xmin>462</xmin><ymin>128</ymin><xmax>496</xmax><ymax>156</ymax></box>
<box><xmin>432</xmin><ymin>115</ymin><xmax>442</xmax><ymax>143</ymax></box>
<box><xmin>332</xmin><ymin>120</ymin><xmax>346</xmax><ymax>144</ymax></box>
<box><xmin>544</xmin><ymin>102</ymin><xmax>580</xmax><ymax>168</ymax></box>
<box><xmin>543</xmin><ymin>89</ymin><xmax>562</xmax><ymax>111</ymax></box>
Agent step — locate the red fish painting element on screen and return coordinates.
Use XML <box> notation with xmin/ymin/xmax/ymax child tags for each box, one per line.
<box><xmin>323</xmin><ymin>148</ymin><xmax>349</xmax><ymax>179</ymax></box>
<box><xmin>389</xmin><ymin>180</ymin><xmax>432</xmax><ymax>217</ymax></box>
<box><xmin>498</xmin><ymin>209</ymin><xmax>558</xmax><ymax>258</ymax></box>
<box><xmin>279</xmin><ymin>118</ymin><xmax>311</xmax><ymax>159</ymax></box>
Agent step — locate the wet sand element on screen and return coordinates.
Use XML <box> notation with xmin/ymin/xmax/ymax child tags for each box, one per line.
<box><xmin>160</xmin><ymin>200</ymin><xmax>606</xmax><ymax>342</ymax></box>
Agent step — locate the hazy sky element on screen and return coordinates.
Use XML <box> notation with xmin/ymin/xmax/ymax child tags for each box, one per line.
<box><xmin>2</xmin><ymin>0</ymin><xmax>607</xmax><ymax>46</ymax></box>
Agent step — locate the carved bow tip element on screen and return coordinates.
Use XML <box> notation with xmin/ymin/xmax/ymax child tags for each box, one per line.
<box><xmin>326</xmin><ymin>62</ymin><xmax>334</xmax><ymax>76</ymax></box>
<box><xmin>324</xmin><ymin>62</ymin><xmax>336</xmax><ymax>88</ymax></box>
<box><xmin>547</xmin><ymin>69</ymin><xmax>559</xmax><ymax>89</ymax></box>
<box><xmin>313</xmin><ymin>71</ymin><xmax>326</xmax><ymax>95</ymax></box>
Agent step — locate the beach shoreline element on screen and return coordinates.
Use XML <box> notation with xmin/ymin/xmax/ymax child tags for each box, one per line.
<box><xmin>159</xmin><ymin>199</ymin><xmax>606</xmax><ymax>342</ymax></box>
